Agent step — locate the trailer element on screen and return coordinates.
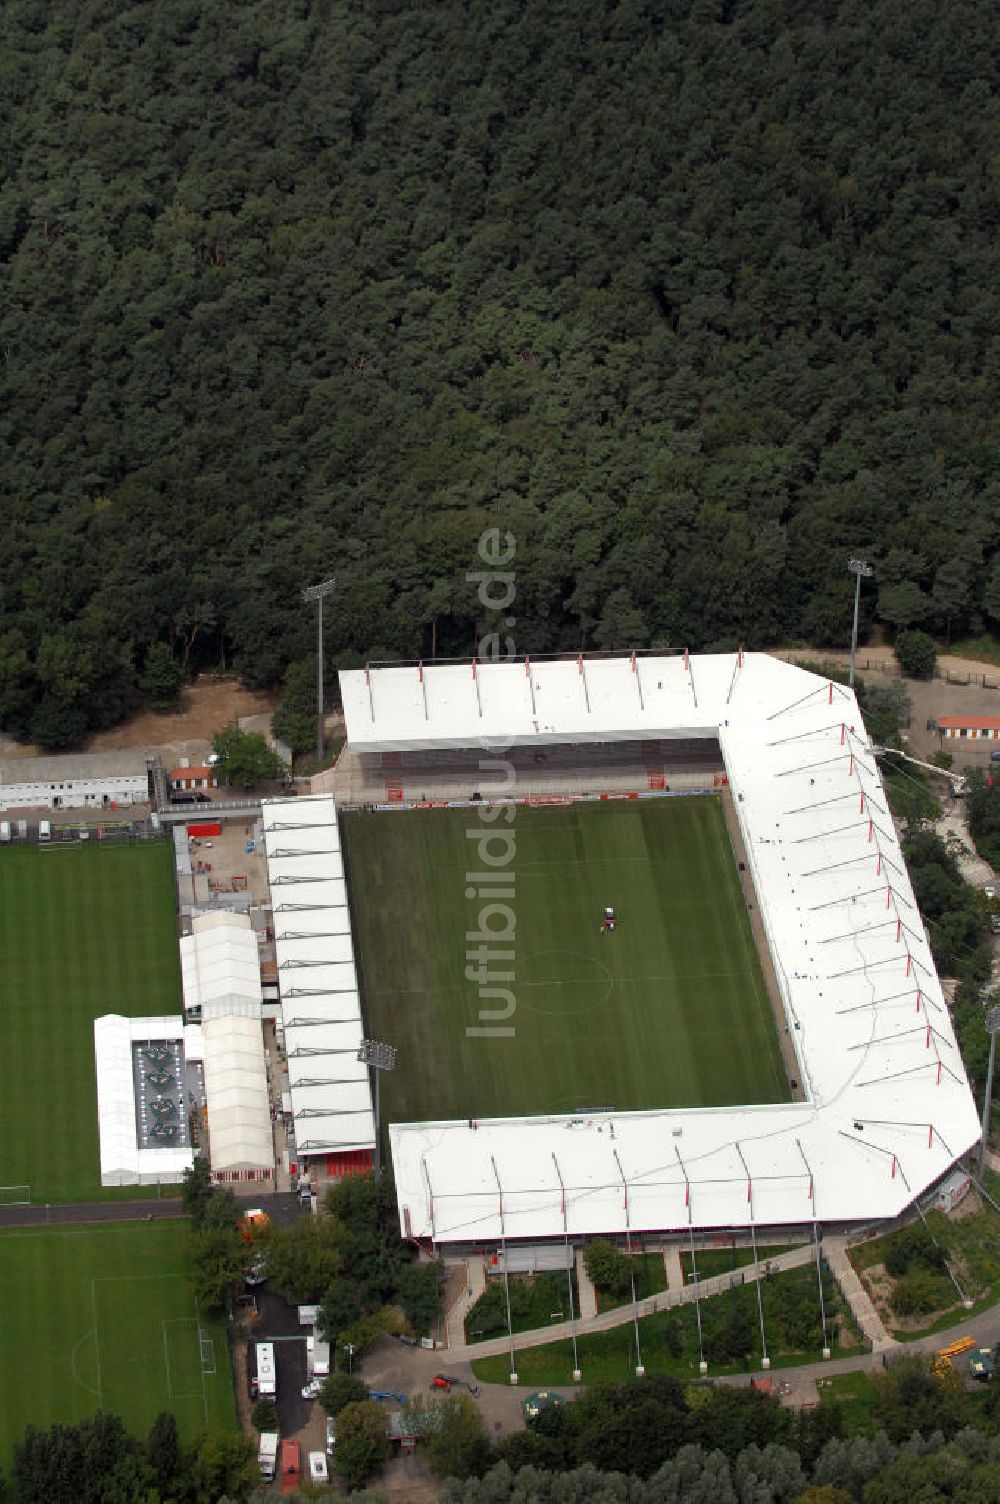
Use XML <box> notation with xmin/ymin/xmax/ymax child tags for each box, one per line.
<box><xmin>254</xmin><ymin>1341</ymin><xmax>276</xmax><ymax>1398</ymax></box>
<box><xmin>258</xmin><ymin>1432</ymin><xmax>279</xmax><ymax>1481</ymax></box>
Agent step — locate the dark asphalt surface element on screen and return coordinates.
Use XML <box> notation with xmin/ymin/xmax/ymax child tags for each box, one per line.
<box><xmin>0</xmin><ymin>1190</ymin><xmax>300</xmax><ymax>1230</ymax></box>
<box><xmin>0</xmin><ymin>1198</ymin><xmax>184</xmax><ymax>1228</ymax></box>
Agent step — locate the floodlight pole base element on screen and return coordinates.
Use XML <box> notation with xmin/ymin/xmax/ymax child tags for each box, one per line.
<box><xmin>635</xmin><ymin>1365</ymin><xmax>645</xmax><ymax>1377</ymax></box>
<box><xmin>509</xmin><ymin>1372</ymin><xmax>518</xmax><ymax>1386</ymax></box>
<box><xmin>572</xmin><ymin>1369</ymin><xmax>582</xmax><ymax>1383</ymax></box>
<box><xmin>822</xmin><ymin>1347</ymin><xmax>831</xmax><ymax>1360</ymax></box>
<box><xmin>699</xmin><ymin>1360</ymin><xmax>708</xmax><ymax>1375</ymax></box>
<box><xmin>761</xmin><ymin>1356</ymin><xmax>771</xmax><ymax>1370</ymax></box>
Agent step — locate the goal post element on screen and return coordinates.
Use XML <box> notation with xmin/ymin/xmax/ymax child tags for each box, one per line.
<box><xmin>0</xmin><ymin>1185</ymin><xmax>31</xmax><ymax>1206</ymax></box>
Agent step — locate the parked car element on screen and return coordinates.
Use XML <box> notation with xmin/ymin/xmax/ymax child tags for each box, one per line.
<box><xmin>301</xmin><ymin>1377</ymin><xmax>323</xmax><ymax>1400</ymax></box>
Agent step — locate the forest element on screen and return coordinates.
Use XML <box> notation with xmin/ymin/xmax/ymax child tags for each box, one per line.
<box><xmin>1</xmin><ymin>0</ymin><xmax>998</xmax><ymax>745</ymax></box>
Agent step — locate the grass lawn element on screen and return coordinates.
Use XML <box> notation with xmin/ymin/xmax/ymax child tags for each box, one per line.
<box><xmin>0</xmin><ymin>1222</ymin><xmax>235</xmax><ymax>1467</ymax></box>
<box><xmin>851</xmin><ymin>1181</ymin><xmax>1000</xmax><ymax>1338</ymax></box>
<box><xmin>816</xmin><ymin>1371</ymin><xmax>879</xmax><ymax>1435</ymax></box>
<box><xmin>594</xmin><ymin>1250</ymin><xmax>669</xmax><ymax>1314</ymax></box>
<box><xmin>680</xmin><ymin>1243</ymin><xmax>801</xmax><ymax>1281</ymax></box>
<box><xmin>466</xmin><ymin>1271</ymin><xmax>581</xmax><ymax>1342</ymax></box>
<box><xmin>472</xmin><ymin>1264</ymin><xmax>862</xmax><ymax>1387</ymax></box>
<box><xmin>0</xmin><ymin>842</ymin><xmax>181</xmax><ymax>1202</ymax></box>
<box><xmin>344</xmin><ymin>797</ymin><xmax>788</xmax><ymax>1123</ymax></box>
<box><xmin>949</xmin><ymin>633</ymin><xmax>1000</xmax><ymax>669</ymax></box>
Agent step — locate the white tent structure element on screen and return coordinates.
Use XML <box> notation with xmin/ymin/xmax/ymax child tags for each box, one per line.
<box><xmin>181</xmin><ymin>912</ymin><xmax>263</xmax><ymax>1021</ymax></box>
<box><xmin>261</xmin><ymin>795</ymin><xmax>375</xmax><ymax>1167</ymax></box>
<box><xmin>338</xmin><ymin>653</ymin><xmax>982</xmax><ymax>1244</ymax></box>
<box><xmin>201</xmin><ymin>1014</ymin><xmax>274</xmax><ymax>1174</ymax></box>
<box><xmin>94</xmin><ymin>1015</ymin><xmax>201</xmax><ymax>1186</ymax></box>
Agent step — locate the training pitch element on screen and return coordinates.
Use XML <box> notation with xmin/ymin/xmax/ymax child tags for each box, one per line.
<box><xmin>0</xmin><ymin>1221</ymin><xmax>235</xmax><ymax>1466</ymax></box>
<box><xmin>0</xmin><ymin>842</ymin><xmax>181</xmax><ymax>1202</ymax></box>
<box><xmin>344</xmin><ymin>796</ymin><xmax>789</xmax><ymax>1125</ymax></box>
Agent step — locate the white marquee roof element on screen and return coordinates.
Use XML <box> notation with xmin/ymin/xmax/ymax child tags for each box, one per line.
<box><xmin>181</xmin><ymin>912</ymin><xmax>263</xmax><ymax>1020</ymax></box>
<box><xmin>338</xmin><ymin>653</ymin><xmax>980</xmax><ymax>1242</ymax></box>
<box><xmin>261</xmin><ymin>795</ymin><xmax>375</xmax><ymax>1157</ymax></box>
<box><xmin>201</xmin><ymin>1014</ymin><xmax>273</xmax><ymax>1171</ymax></box>
<box><xmin>93</xmin><ymin>1015</ymin><xmax>199</xmax><ymax>1186</ymax></box>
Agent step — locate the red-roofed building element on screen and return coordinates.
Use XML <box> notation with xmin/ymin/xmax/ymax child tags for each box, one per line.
<box><xmin>169</xmin><ymin>765</ymin><xmax>219</xmax><ymax>791</ymax></box>
<box><xmin>938</xmin><ymin>716</ymin><xmax>1000</xmax><ymax>742</ymax></box>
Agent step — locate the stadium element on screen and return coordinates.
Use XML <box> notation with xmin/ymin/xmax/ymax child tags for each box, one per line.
<box><xmin>323</xmin><ymin>650</ymin><xmax>982</xmax><ymax>1253</ymax></box>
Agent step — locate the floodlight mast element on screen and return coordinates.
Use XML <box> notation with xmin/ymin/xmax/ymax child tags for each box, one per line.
<box><xmin>980</xmin><ymin>1004</ymin><xmax>1000</xmax><ymax>1178</ymax></box>
<box><xmin>358</xmin><ymin>1039</ymin><xmax>397</xmax><ymax>1179</ymax></box>
<box><xmin>302</xmin><ymin>577</ymin><xmax>336</xmax><ymax>764</ymax></box>
<box><xmin>848</xmin><ymin>559</ymin><xmax>874</xmax><ymax>688</ymax></box>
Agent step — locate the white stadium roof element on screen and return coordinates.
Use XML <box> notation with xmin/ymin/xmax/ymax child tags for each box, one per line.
<box><xmin>338</xmin><ymin>653</ymin><xmax>981</xmax><ymax>1243</ymax></box>
<box><xmin>262</xmin><ymin>795</ymin><xmax>375</xmax><ymax>1158</ymax></box>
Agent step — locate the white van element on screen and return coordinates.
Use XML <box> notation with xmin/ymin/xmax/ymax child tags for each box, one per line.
<box><xmin>0</xmin><ymin>822</ymin><xmax>10</xmax><ymax>843</ymax></box>
<box><xmin>312</xmin><ymin>1338</ymin><xmax>330</xmax><ymax>1377</ymax></box>
<box><xmin>309</xmin><ymin>1451</ymin><xmax>329</xmax><ymax>1484</ymax></box>
<box><xmin>254</xmin><ymin>1341</ymin><xmax>276</xmax><ymax>1398</ymax></box>
<box><xmin>38</xmin><ymin>820</ymin><xmax>52</xmax><ymax>842</ymax></box>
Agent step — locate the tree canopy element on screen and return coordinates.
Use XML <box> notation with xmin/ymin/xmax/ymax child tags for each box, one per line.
<box><xmin>1</xmin><ymin>0</ymin><xmax>999</xmax><ymax>747</ymax></box>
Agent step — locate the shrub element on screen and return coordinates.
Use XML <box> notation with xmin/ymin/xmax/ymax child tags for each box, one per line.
<box><xmin>250</xmin><ymin>1398</ymin><xmax>278</xmax><ymax>1433</ymax></box>
<box><xmin>883</xmin><ymin>1224</ymin><xmax>947</xmax><ymax>1278</ymax></box>
<box><xmin>583</xmin><ymin>1239</ymin><xmax>632</xmax><ymax>1298</ymax></box>
<box><xmin>895</xmin><ymin>629</ymin><xmax>937</xmax><ymax>679</ymax></box>
<box><xmin>891</xmin><ymin>1269</ymin><xmax>947</xmax><ymax>1316</ymax></box>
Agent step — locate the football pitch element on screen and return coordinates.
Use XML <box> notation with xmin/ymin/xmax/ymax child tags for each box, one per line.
<box><xmin>0</xmin><ymin>1221</ymin><xmax>234</xmax><ymax>1467</ymax></box>
<box><xmin>0</xmin><ymin>842</ymin><xmax>181</xmax><ymax>1202</ymax></box>
<box><xmin>344</xmin><ymin>796</ymin><xmax>790</xmax><ymax>1124</ymax></box>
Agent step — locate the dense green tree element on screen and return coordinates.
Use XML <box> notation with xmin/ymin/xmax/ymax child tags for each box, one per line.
<box><xmin>331</xmin><ymin>1401</ymin><xmax>390</xmax><ymax>1490</ymax></box>
<box><xmin>211</xmin><ymin>726</ymin><xmax>284</xmax><ymax>789</ymax></box>
<box><xmin>261</xmin><ymin>1214</ymin><xmax>342</xmax><ymax>1305</ymax></box>
<box><xmin>424</xmin><ymin>1393</ymin><xmax>492</xmax><ymax>1480</ymax></box>
<box><xmin>145</xmin><ymin>1412</ymin><xmax>180</xmax><ymax>1495</ymax></box>
<box><xmin>249</xmin><ymin>1399</ymin><xmax>277</xmax><ymax>1434</ymax></box>
<box><xmin>271</xmin><ymin>659</ymin><xmax>318</xmax><ymax>755</ymax></box>
<box><xmin>181</xmin><ymin>1156</ymin><xmax>215</xmax><ymax>1224</ymax></box>
<box><xmin>583</xmin><ymin>1240</ymin><xmax>633</xmax><ymax>1299</ymax></box>
<box><xmin>1</xmin><ymin>0</ymin><xmax>998</xmax><ymax>745</ymax></box>
<box><xmin>319</xmin><ymin>1373</ymin><xmax>370</xmax><ymax>1417</ymax></box>
<box><xmin>139</xmin><ymin>643</ymin><xmax>184</xmax><ymax>711</ymax></box>
<box><xmin>895</xmin><ymin>630</ymin><xmax>937</xmax><ymax>679</ymax></box>
<box><xmin>397</xmin><ymin>1260</ymin><xmax>445</xmax><ymax>1336</ymax></box>
<box><xmin>181</xmin><ymin>1428</ymin><xmax>257</xmax><ymax>1504</ymax></box>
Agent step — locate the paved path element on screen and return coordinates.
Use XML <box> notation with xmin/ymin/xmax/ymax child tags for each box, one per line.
<box><xmin>0</xmin><ymin>1198</ymin><xmax>183</xmax><ymax>1229</ymax></box>
<box><xmin>446</xmin><ymin>1257</ymin><xmax>486</xmax><ymax>1349</ymax></box>
<box><xmin>576</xmin><ymin>1250</ymin><xmax>597</xmax><ymax>1319</ymax></box>
<box><xmin>442</xmin><ymin>1242</ymin><xmax>818</xmax><ymax>1364</ymax></box>
<box><xmin>664</xmin><ymin>1247</ymin><xmax>685</xmax><ymax>1295</ymax></box>
<box><xmin>824</xmin><ymin>1234</ymin><xmax>894</xmax><ymax>1352</ymax></box>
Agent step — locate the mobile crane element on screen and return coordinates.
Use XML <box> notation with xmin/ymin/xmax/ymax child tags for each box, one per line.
<box><xmin>871</xmin><ymin>746</ymin><xmax>967</xmax><ymax>797</ymax></box>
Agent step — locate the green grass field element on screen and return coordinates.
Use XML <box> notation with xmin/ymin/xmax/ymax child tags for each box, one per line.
<box><xmin>471</xmin><ymin>1263</ymin><xmax>863</xmax><ymax>1386</ymax></box>
<box><xmin>344</xmin><ymin>796</ymin><xmax>789</xmax><ymax>1123</ymax></box>
<box><xmin>0</xmin><ymin>842</ymin><xmax>181</xmax><ymax>1202</ymax></box>
<box><xmin>0</xmin><ymin>1222</ymin><xmax>235</xmax><ymax>1466</ymax></box>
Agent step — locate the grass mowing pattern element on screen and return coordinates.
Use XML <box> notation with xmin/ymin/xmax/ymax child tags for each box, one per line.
<box><xmin>0</xmin><ymin>843</ymin><xmax>180</xmax><ymax>1201</ymax></box>
<box><xmin>345</xmin><ymin>796</ymin><xmax>788</xmax><ymax>1123</ymax></box>
<box><xmin>0</xmin><ymin>1222</ymin><xmax>235</xmax><ymax>1467</ymax></box>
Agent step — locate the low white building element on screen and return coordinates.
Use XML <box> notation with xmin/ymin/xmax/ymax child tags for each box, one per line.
<box><xmin>94</xmin><ymin>1014</ymin><xmax>201</xmax><ymax>1186</ymax></box>
<box><xmin>0</xmin><ymin>751</ymin><xmax>152</xmax><ymax>812</ymax></box>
